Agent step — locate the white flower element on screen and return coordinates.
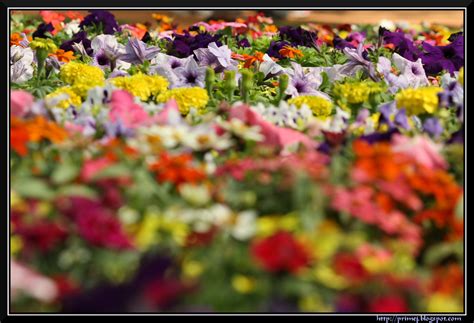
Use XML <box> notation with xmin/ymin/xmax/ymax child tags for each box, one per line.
<box><xmin>179</xmin><ymin>183</ymin><xmax>211</xmax><ymax>207</ymax></box>
<box><xmin>10</xmin><ymin>45</ymin><xmax>34</xmax><ymax>83</ymax></box>
<box><xmin>63</xmin><ymin>20</ymin><xmax>81</xmax><ymax>36</ymax></box>
<box><xmin>259</xmin><ymin>53</ymin><xmax>283</xmax><ymax>77</ymax></box>
<box><xmin>218</xmin><ymin>118</ymin><xmax>264</xmax><ymax>142</ymax></box>
<box><xmin>231</xmin><ymin>210</ymin><xmax>257</xmax><ymax>241</ymax></box>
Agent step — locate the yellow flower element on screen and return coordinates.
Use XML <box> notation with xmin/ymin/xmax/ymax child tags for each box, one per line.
<box><xmin>133</xmin><ymin>212</ymin><xmax>161</xmax><ymax>250</ymax></box>
<box><xmin>458</xmin><ymin>67</ymin><xmax>464</xmax><ymax>86</ymax></box>
<box><xmin>333</xmin><ymin>81</ymin><xmax>384</xmax><ymax>110</ymax></box>
<box><xmin>110</xmin><ymin>73</ymin><xmax>169</xmax><ymax>101</ymax></box>
<box><xmin>182</xmin><ymin>260</ymin><xmax>204</xmax><ymax>279</ymax></box>
<box><xmin>10</xmin><ymin>235</ymin><xmax>23</xmax><ymax>255</ymax></box>
<box><xmin>256</xmin><ymin>214</ymin><xmax>299</xmax><ymax>237</ymax></box>
<box><xmin>427</xmin><ymin>293</ymin><xmax>463</xmax><ymax>312</ymax></box>
<box><xmin>60</xmin><ymin>62</ymin><xmax>105</xmax><ymax>97</ymax></box>
<box><xmin>395</xmin><ymin>87</ymin><xmax>442</xmax><ymax>115</ymax></box>
<box><xmin>299</xmin><ymin>294</ymin><xmax>333</xmax><ymax>312</ymax></box>
<box><xmin>231</xmin><ymin>275</ymin><xmax>256</xmax><ymax>294</ymax></box>
<box><xmin>313</xmin><ymin>263</ymin><xmax>349</xmax><ymax>290</ymax></box>
<box><xmin>288</xmin><ymin>95</ymin><xmax>333</xmax><ymax>119</ymax></box>
<box><xmin>157</xmin><ymin>87</ymin><xmax>209</xmax><ymax>115</ymax></box>
<box><xmin>45</xmin><ymin>86</ymin><xmax>82</xmax><ymax>109</ymax></box>
<box><xmin>29</xmin><ymin>38</ymin><xmax>57</xmax><ymax>52</ymax></box>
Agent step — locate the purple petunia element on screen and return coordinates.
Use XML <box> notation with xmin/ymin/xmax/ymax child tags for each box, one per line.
<box><xmin>278</xmin><ymin>26</ymin><xmax>317</xmax><ymax>48</ymax></box>
<box><xmin>382</xmin><ymin>29</ymin><xmax>421</xmax><ymax>62</ymax></box>
<box><xmin>266</xmin><ymin>40</ymin><xmax>291</xmax><ymax>59</ymax></box>
<box><xmin>423</xmin><ymin>117</ymin><xmax>443</xmax><ymax>138</ymax></box>
<box><xmin>79</xmin><ymin>10</ymin><xmax>120</xmax><ymax>35</ymax></box>
<box><xmin>421</xmin><ymin>34</ymin><xmax>464</xmax><ymax>76</ymax></box>
<box><xmin>120</xmin><ymin>37</ymin><xmax>161</xmax><ymax>65</ymax></box>
<box><xmin>60</xmin><ymin>31</ymin><xmax>93</xmax><ymax>56</ymax></box>
<box><xmin>167</xmin><ymin>31</ymin><xmax>222</xmax><ymax>58</ymax></box>
<box><xmin>32</xmin><ymin>23</ymin><xmax>54</xmax><ymax>39</ymax></box>
<box><xmin>193</xmin><ymin>42</ymin><xmax>238</xmax><ymax>73</ymax></box>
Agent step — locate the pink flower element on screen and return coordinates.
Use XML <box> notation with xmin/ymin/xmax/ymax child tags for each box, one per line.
<box><xmin>11</xmin><ymin>260</ymin><xmax>58</xmax><ymax>302</ymax></box>
<box><xmin>80</xmin><ymin>157</ymin><xmax>115</xmax><ymax>182</ymax></box>
<box><xmin>109</xmin><ymin>90</ymin><xmax>151</xmax><ymax>129</ymax></box>
<box><xmin>391</xmin><ymin>134</ymin><xmax>447</xmax><ymax>170</ymax></box>
<box><xmin>229</xmin><ymin>104</ymin><xmax>316</xmax><ymax>149</ymax></box>
<box><xmin>194</xmin><ymin>21</ymin><xmax>247</xmax><ymax>32</ymax></box>
<box><xmin>11</xmin><ymin>90</ymin><xmax>34</xmax><ymax>118</ymax></box>
<box><xmin>154</xmin><ymin>99</ymin><xmax>181</xmax><ymax>125</ymax></box>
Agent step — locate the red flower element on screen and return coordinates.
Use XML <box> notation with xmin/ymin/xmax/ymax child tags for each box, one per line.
<box><xmin>149</xmin><ymin>153</ymin><xmax>206</xmax><ymax>187</ymax></box>
<box><xmin>251</xmin><ymin>231</ymin><xmax>311</xmax><ymax>274</ymax></box>
<box><xmin>333</xmin><ymin>252</ymin><xmax>369</xmax><ymax>283</ymax></box>
<box><xmin>143</xmin><ymin>278</ymin><xmax>192</xmax><ymax>309</ymax></box>
<box><xmin>368</xmin><ymin>295</ymin><xmax>409</xmax><ymax>313</ymax></box>
<box><xmin>15</xmin><ymin>221</ymin><xmax>68</xmax><ymax>253</ymax></box>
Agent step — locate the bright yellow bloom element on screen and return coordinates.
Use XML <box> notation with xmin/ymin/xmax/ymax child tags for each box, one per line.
<box><xmin>288</xmin><ymin>95</ymin><xmax>333</xmax><ymax>118</ymax></box>
<box><xmin>299</xmin><ymin>294</ymin><xmax>333</xmax><ymax>312</ymax></box>
<box><xmin>60</xmin><ymin>62</ymin><xmax>105</xmax><ymax>97</ymax></box>
<box><xmin>395</xmin><ymin>87</ymin><xmax>442</xmax><ymax>115</ymax></box>
<box><xmin>29</xmin><ymin>38</ymin><xmax>58</xmax><ymax>52</ymax></box>
<box><xmin>110</xmin><ymin>73</ymin><xmax>169</xmax><ymax>101</ymax></box>
<box><xmin>333</xmin><ymin>81</ymin><xmax>384</xmax><ymax>110</ymax></box>
<box><xmin>157</xmin><ymin>87</ymin><xmax>209</xmax><ymax>115</ymax></box>
<box><xmin>256</xmin><ymin>214</ymin><xmax>299</xmax><ymax>237</ymax></box>
<box><xmin>133</xmin><ymin>212</ymin><xmax>161</xmax><ymax>250</ymax></box>
<box><xmin>231</xmin><ymin>275</ymin><xmax>256</xmax><ymax>294</ymax></box>
<box><xmin>45</xmin><ymin>86</ymin><xmax>82</xmax><ymax>109</ymax></box>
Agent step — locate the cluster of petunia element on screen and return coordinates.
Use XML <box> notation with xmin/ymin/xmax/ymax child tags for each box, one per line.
<box><xmin>10</xmin><ymin>10</ymin><xmax>464</xmax><ymax>313</ymax></box>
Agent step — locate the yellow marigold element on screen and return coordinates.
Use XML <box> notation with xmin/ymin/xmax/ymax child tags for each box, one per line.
<box><xmin>395</xmin><ymin>87</ymin><xmax>442</xmax><ymax>116</ymax></box>
<box><xmin>29</xmin><ymin>38</ymin><xmax>57</xmax><ymax>52</ymax></box>
<box><xmin>45</xmin><ymin>86</ymin><xmax>82</xmax><ymax>109</ymax></box>
<box><xmin>288</xmin><ymin>95</ymin><xmax>333</xmax><ymax>118</ymax></box>
<box><xmin>333</xmin><ymin>81</ymin><xmax>384</xmax><ymax>109</ymax></box>
<box><xmin>110</xmin><ymin>73</ymin><xmax>169</xmax><ymax>101</ymax></box>
<box><xmin>157</xmin><ymin>87</ymin><xmax>209</xmax><ymax>115</ymax></box>
<box><xmin>60</xmin><ymin>62</ymin><xmax>105</xmax><ymax>97</ymax></box>
<box><xmin>231</xmin><ymin>275</ymin><xmax>256</xmax><ymax>294</ymax></box>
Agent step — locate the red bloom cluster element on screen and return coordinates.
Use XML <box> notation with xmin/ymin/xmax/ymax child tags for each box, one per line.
<box><xmin>149</xmin><ymin>153</ymin><xmax>206</xmax><ymax>187</ymax></box>
<box><xmin>251</xmin><ymin>231</ymin><xmax>311</xmax><ymax>274</ymax></box>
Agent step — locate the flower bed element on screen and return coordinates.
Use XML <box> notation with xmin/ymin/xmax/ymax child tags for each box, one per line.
<box><xmin>10</xmin><ymin>10</ymin><xmax>464</xmax><ymax>313</ymax></box>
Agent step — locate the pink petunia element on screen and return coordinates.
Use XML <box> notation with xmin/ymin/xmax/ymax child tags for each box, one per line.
<box><xmin>229</xmin><ymin>104</ymin><xmax>316</xmax><ymax>149</ymax></box>
<box><xmin>391</xmin><ymin>134</ymin><xmax>448</xmax><ymax>170</ymax></box>
<box><xmin>11</xmin><ymin>90</ymin><xmax>34</xmax><ymax>118</ymax></box>
<box><xmin>109</xmin><ymin>90</ymin><xmax>151</xmax><ymax>128</ymax></box>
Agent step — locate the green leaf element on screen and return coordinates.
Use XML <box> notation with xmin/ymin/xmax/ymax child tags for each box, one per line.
<box><xmin>56</xmin><ymin>185</ymin><xmax>98</xmax><ymax>199</ymax></box>
<box><xmin>90</xmin><ymin>164</ymin><xmax>130</xmax><ymax>180</ymax></box>
<box><xmin>12</xmin><ymin>178</ymin><xmax>55</xmax><ymax>200</ymax></box>
<box><xmin>51</xmin><ymin>161</ymin><xmax>80</xmax><ymax>184</ymax></box>
<box><xmin>423</xmin><ymin>241</ymin><xmax>463</xmax><ymax>266</ymax></box>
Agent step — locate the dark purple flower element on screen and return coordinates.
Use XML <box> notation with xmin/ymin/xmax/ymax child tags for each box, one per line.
<box><xmin>382</xmin><ymin>29</ymin><xmax>421</xmax><ymax>61</ymax></box>
<box><xmin>79</xmin><ymin>10</ymin><xmax>120</xmax><ymax>35</ymax></box>
<box><xmin>141</xmin><ymin>31</ymin><xmax>152</xmax><ymax>43</ymax></box>
<box><xmin>278</xmin><ymin>26</ymin><xmax>317</xmax><ymax>48</ymax></box>
<box><xmin>423</xmin><ymin>117</ymin><xmax>443</xmax><ymax>138</ymax></box>
<box><xmin>421</xmin><ymin>35</ymin><xmax>464</xmax><ymax>75</ymax></box>
<box><xmin>266</xmin><ymin>40</ymin><xmax>290</xmax><ymax>59</ymax></box>
<box><xmin>237</xmin><ymin>37</ymin><xmax>251</xmax><ymax>48</ymax></box>
<box><xmin>167</xmin><ymin>31</ymin><xmax>222</xmax><ymax>58</ymax></box>
<box><xmin>360</xmin><ymin>128</ymin><xmax>399</xmax><ymax>144</ymax></box>
<box><xmin>60</xmin><ymin>31</ymin><xmax>93</xmax><ymax>56</ymax></box>
<box><xmin>333</xmin><ymin>35</ymin><xmax>356</xmax><ymax>51</ymax></box>
<box><xmin>32</xmin><ymin>23</ymin><xmax>54</xmax><ymax>39</ymax></box>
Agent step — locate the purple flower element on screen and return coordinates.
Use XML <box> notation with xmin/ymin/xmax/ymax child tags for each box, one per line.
<box><xmin>32</xmin><ymin>23</ymin><xmax>54</xmax><ymax>39</ymax></box>
<box><xmin>278</xmin><ymin>26</ymin><xmax>317</xmax><ymax>48</ymax></box>
<box><xmin>423</xmin><ymin>117</ymin><xmax>443</xmax><ymax>138</ymax></box>
<box><xmin>173</xmin><ymin>58</ymin><xmax>207</xmax><ymax>88</ymax></box>
<box><xmin>447</xmin><ymin>124</ymin><xmax>464</xmax><ymax>144</ymax></box>
<box><xmin>382</xmin><ymin>29</ymin><xmax>421</xmax><ymax>61</ymax></box>
<box><xmin>394</xmin><ymin>108</ymin><xmax>409</xmax><ymax>129</ymax></box>
<box><xmin>339</xmin><ymin>43</ymin><xmax>379</xmax><ymax>81</ymax></box>
<box><xmin>194</xmin><ymin>42</ymin><xmax>238</xmax><ymax>73</ymax></box>
<box><xmin>104</xmin><ymin>120</ymin><xmax>135</xmax><ymax>139</ymax></box>
<box><xmin>120</xmin><ymin>37</ymin><xmax>161</xmax><ymax>65</ymax></box>
<box><xmin>91</xmin><ymin>35</ymin><xmax>125</xmax><ymax>70</ymax></box>
<box><xmin>285</xmin><ymin>62</ymin><xmax>329</xmax><ymax>99</ymax></box>
<box><xmin>60</xmin><ymin>31</ymin><xmax>93</xmax><ymax>56</ymax></box>
<box><xmin>237</xmin><ymin>37</ymin><xmax>251</xmax><ymax>48</ymax></box>
<box><xmin>360</xmin><ymin>128</ymin><xmax>399</xmax><ymax>144</ymax></box>
<box><xmin>266</xmin><ymin>40</ymin><xmax>290</xmax><ymax>59</ymax></box>
<box><xmin>421</xmin><ymin>34</ymin><xmax>464</xmax><ymax>75</ymax></box>
<box><xmin>333</xmin><ymin>36</ymin><xmax>356</xmax><ymax>51</ymax></box>
<box><xmin>167</xmin><ymin>31</ymin><xmax>222</xmax><ymax>58</ymax></box>
<box><xmin>149</xmin><ymin>53</ymin><xmax>192</xmax><ymax>87</ymax></box>
<box><xmin>79</xmin><ymin>10</ymin><xmax>120</xmax><ymax>35</ymax></box>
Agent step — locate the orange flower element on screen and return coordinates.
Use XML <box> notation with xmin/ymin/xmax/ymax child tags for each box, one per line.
<box><xmin>26</xmin><ymin>116</ymin><xmax>68</xmax><ymax>144</ymax></box>
<box><xmin>242</xmin><ymin>51</ymin><xmax>265</xmax><ymax>68</ymax></box>
<box><xmin>149</xmin><ymin>153</ymin><xmax>206</xmax><ymax>187</ymax></box>
<box><xmin>263</xmin><ymin>25</ymin><xmax>278</xmax><ymax>33</ymax></box>
<box><xmin>10</xmin><ymin>33</ymin><xmax>22</xmax><ymax>47</ymax></box>
<box><xmin>10</xmin><ymin>117</ymin><xmax>30</xmax><ymax>156</ymax></box>
<box><xmin>40</xmin><ymin>10</ymin><xmax>65</xmax><ymax>35</ymax></box>
<box><xmin>49</xmin><ymin>49</ymin><xmax>76</xmax><ymax>63</ymax></box>
<box><xmin>279</xmin><ymin>46</ymin><xmax>303</xmax><ymax>59</ymax></box>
